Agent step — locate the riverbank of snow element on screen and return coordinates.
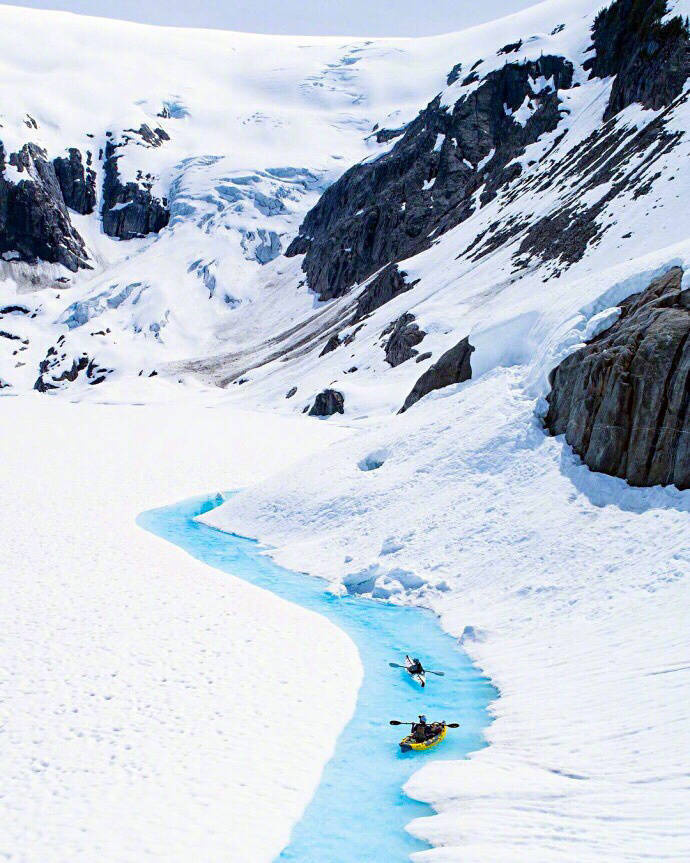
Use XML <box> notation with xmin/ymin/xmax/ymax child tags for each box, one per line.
<box><xmin>0</xmin><ymin>393</ymin><xmax>357</xmax><ymax>863</ymax></box>
<box><xmin>204</xmin><ymin>364</ymin><xmax>690</xmax><ymax>861</ymax></box>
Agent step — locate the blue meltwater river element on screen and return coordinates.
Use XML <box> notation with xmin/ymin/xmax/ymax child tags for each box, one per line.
<box><xmin>138</xmin><ymin>493</ymin><xmax>497</xmax><ymax>862</ymax></box>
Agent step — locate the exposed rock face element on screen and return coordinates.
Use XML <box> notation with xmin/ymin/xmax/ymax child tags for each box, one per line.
<box><xmin>584</xmin><ymin>0</ymin><xmax>690</xmax><ymax>121</ymax></box>
<box><xmin>0</xmin><ymin>142</ymin><xmax>89</xmax><ymax>271</ymax></box>
<box><xmin>102</xmin><ymin>139</ymin><xmax>169</xmax><ymax>240</ymax></box>
<box><xmin>383</xmin><ymin>313</ymin><xmax>425</xmax><ymax>367</ymax></box>
<box><xmin>319</xmin><ymin>333</ymin><xmax>340</xmax><ymax>356</ymax></box>
<box><xmin>309</xmin><ymin>388</ymin><xmax>345</xmax><ymax>416</ymax></box>
<box><xmin>53</xmin><ymin>148</ymin><xmax>96</xmax><ymax>214</ymax></box>
<box><xmin>355</xmin><ymin>265</ymin><xmax>418</xmax><ymax>321</ymax></box>
<box><xmin>286</xmin><ymin>55</ymin><xmax>573</xmax><ymax>305</ymax></box>
<box><xmin>400</xmin><ymin>336</ymin><xmax>474</xmax><ymax>412</ymax></box>
<box><xmin>34</xmin><ymin>339</ymin><xmax>112</xmax><ymax>391</ymax></box>
<box><xmin>545</xmin><ymin>267</ymin><xmax>690</xmax><ymax>489</ymax></box>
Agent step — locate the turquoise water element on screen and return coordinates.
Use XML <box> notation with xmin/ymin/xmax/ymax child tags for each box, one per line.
<box><xmin>138</xmin><ymin>494</ymin><xmax>497</xmax><ymax>862</ymax></box>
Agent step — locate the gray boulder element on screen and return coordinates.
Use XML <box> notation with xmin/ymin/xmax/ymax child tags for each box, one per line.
<box><xmin>400</xmin><ymin>336</ymin><xmax>474</xmax><ymax>412</ymax></box>
<box><xmin>545</xmin><ymin>267</ymin><xmax>690</xmax><ymax>489</ymax></box>
<box><xmin>309</xmin><ymin>389</ymin><xmax>345</xmax><ymax>417</ymax></box>
<box><xmin>356</xmin><ymin>265</ymin><xmax>418</xmax><ymax>321</ymax></box>
<box><xmin>383</xmin><ymin>313</ymin><xmax>425</xmax><ymax>367</ymax></box>
<box><xmin>319</xmin><ymin>334</ymin><xmax>341</xmax><ymax>356</ymax></box>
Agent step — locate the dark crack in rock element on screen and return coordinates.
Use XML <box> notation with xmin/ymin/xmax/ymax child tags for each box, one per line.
<box><xmin>400</xmin><ymin>336</ymin><xmax>474</xmax><ymax>413</ymax></box>
<box><xmin>545</xmin><ymin>267</ymin><xmax>690</xmax><ymax>489</ymax></box>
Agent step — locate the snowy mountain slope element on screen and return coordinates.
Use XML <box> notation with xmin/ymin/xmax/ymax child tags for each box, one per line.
<box><xmin>188</xmin><ymin>0</ymin><xmax>690</xmax><ymax>425</ymax></box>
<box><xmin>2</xmin><ymin>0</ymin><xmax>690</xmax><ymax>861</ymax></box>
<box><xmin>0</xmin><ymin>2</ymin><xmax>479</xmax><ymax>393</ymax></box>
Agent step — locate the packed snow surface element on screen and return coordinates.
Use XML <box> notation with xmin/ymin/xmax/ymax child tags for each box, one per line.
<box><xmin>0</xmin><ymin>393</ymin><xmax>357</xmax><ymax>863</ymax></box>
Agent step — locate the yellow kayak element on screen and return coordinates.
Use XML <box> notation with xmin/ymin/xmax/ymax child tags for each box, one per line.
<box><xmin>399</xmin><ymin>723</ymin><xmax>447</xmax><ymax>752</ymax></box>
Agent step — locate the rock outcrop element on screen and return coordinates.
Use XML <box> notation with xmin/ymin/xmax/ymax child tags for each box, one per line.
<box><xmin>545</xmin><ymin>267</ymin><xmax>690</xmax><ymax>489</ymax></box>
<box><xmin>382</xmin><ymin>313</ymin><xmax>425</xmax><ymax>367</ymax></box>
<box><xmin>34</xmin><ymin>339</ymin><xmax>112</xmax><ymax>391</ymax></box>
<box><xmin>0</xmin><ymin>142</ymin><xmax>89</xmax><ymax>271</ymax></box>
<box><xmin>319</xmin><ymin>334</ymin><xmax>341</xmax><ymax>356</ymax></box>
<box><xmin>53</xmin><ymin>148</ymin><xmax>96</xmax><ymax>215</ymax></box>
<box><xmin>101</xmin><ymin>138</ymin><xmax>169</xmax><ymax>240</ymax></box>
<box><xmin>584</xmin><ymin>0</ymin><xmax>690</xmax><ymax>121</ymax></box>
<box><xmin>309</xmin><ymin>388</ymin><xmax>345</xmax><ymax>416</ymax></box>
<box><xmin>286</xmin><ymin>55</ymin><xmax>573</xmax><ymax>305</ymax></box>
<box><xmin>355</xmin><ymin>265</ymin><xmax>418</xmax><ymax>321</ymax></box>
<box><xmin>400</xmin><ymin>336</ymin><xmax>474</xmax><ymax>412</ymax></box>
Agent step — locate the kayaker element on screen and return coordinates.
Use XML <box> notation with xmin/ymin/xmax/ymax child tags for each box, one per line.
<box><xmin>411</xmin><ymin>715</ymin><xmax>429</xmax><ymax>742</ymax></box>
<box><xmin>407</xmin><ymin>657</ymin><xmax>424</xmax><ymax>676</ymax></box>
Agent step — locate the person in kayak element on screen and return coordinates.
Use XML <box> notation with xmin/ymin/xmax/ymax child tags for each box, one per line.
<box><xmin>407</xmin><ymin>657</ymin><xmax>424</xmax><ymax>676</ymax></box>
<box><xmin>411</xmin><ymin>715</ymin><xmax>430</xmax><ymax>743</ymax></box>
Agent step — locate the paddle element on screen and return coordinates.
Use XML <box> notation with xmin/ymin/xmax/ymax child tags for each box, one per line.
<box><xmin>389</xmin><ymin>721</ymin><xmax>460</xmax><ymax>727</ymax></box>
<box><xmin>388</xmin><ymin>662</ymin><xmax>445</xmax><ymax>676</ymax></box>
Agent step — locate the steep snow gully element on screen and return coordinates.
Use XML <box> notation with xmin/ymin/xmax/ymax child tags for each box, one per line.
<box><xmin>138</xmin><ymin>494</ymin><xmax>497</xmax><ymax>861</ymax></box>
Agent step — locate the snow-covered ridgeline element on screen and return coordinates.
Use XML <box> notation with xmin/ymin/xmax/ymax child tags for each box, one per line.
<box><xmin>0</xmin><ymin>1</ymin><xmax>484</xmax><ymax>392</ymax></box>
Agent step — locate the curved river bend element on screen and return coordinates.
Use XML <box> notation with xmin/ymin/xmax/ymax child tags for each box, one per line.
<box><xmin>138</xmin><ymin>494</ymin><xmax>497</xmax><ymax>861</ymax></box>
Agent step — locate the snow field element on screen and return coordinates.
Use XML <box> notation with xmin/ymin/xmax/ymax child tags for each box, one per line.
<box><xmin>0</xmin><ymin>393</ymin><xmax>357</xmax><ymax>862</ymax></box>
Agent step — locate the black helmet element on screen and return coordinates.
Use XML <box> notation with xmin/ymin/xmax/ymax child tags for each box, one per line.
<box><xmin>419</xmin><ymin>714</ymin><xmax>427</xmax><ymax>723</ymax></box>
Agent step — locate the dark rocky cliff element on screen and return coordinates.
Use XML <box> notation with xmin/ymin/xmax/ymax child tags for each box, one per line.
<box><xmin>545</xmin><ymin>267</ymin><xmax>690</xmax><ymax>490</ymax></box>
<box><xmin>0</xmin><ymin>142</ymin><xmax>89</xmax><ymax>271</ymax></box>
<box><xmin>101</xmin><ymin>132</ymin><xmax>170</xmax><ymax>240</ymax></box>
<box><xmin>584</xmin><ymin>0</ymin><xmax>690</xmax><ymax>121</ymax></box>
<box><xmin>286</xmin><ymin>55</ymin><xmax>573</xmax><ymax>305</ymax></box>
<box><xmin>53</xmin><ymin>148</ymin><xmax>96</xmax><ymax>215</ymax></box>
